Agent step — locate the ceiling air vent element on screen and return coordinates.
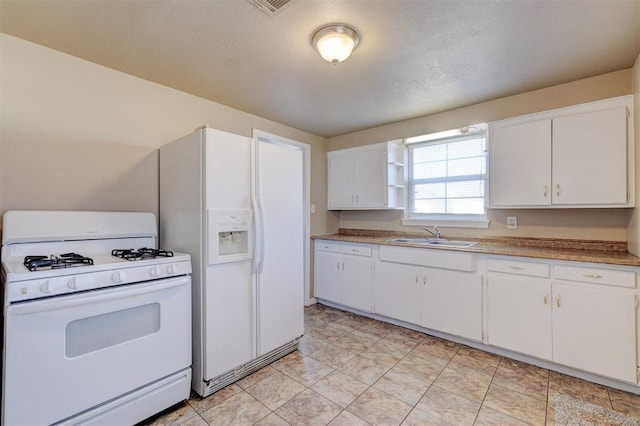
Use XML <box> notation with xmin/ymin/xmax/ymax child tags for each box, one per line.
<box><xmin>248</xmin><ymin>0</ymin><xmax>295</xmax><ymax>16</ymax></box>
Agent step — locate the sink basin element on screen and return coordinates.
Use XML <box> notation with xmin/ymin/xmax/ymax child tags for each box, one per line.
<box><xmin>423</xmin><ymin>240</ymin><xmax>477</xmax><ymax>248</ymax></box>
<box><xmin>388</xmin><ymin>238</ymin><xmax>477</xmax><ymax>248</ymax></box>
<box><xmin>389</xmin><ymin>238</ymin><xmax>432</xmax><ymax>243</ymax></box>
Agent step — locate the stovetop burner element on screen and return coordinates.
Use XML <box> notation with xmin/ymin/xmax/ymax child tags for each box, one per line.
<box><xmin>23</xmin><ymin>253</ymin><xmax>94</xmax><ymax>272</ymax></box>
<box><xmin>112</xmin><ymin>248</ymin><xmax>174</xmax><ymax>261</ymax></box>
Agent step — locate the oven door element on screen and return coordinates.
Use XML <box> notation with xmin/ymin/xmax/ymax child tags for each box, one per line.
<box><xmin>2</xmin><ymin>276</ymin><xmax>191</xmax><ymax>426</ymax></box>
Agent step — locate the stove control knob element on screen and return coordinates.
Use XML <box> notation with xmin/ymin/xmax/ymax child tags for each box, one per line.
<box><xmin>67</xmin><ymin>278</ymin><xmax>78</xmax><ymax>289</ymax></box>
<box><xmin>112</xmin><ymin>271</ymin><xmax>127</xmax><ymax>283</ymax></box>
<box><xmin>150</xmin><ymin>266</ymin><xmax>161</xmax><ymax>277</ymax></box>
<box><xmin>40</xmin><ymin>280</ymin><xmax>53</xmax><ymax>294</ymax></box>
<box><xmin>167</xmin><ymin>264</ymin><xmax>177</xmax><ymax>274</ymax></box>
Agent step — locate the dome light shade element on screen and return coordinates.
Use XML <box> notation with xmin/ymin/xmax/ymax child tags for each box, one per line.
<box><xmin>311</xmin><ymin>24</ymin><xmax>360</xmax><ymax>64</ymax></box>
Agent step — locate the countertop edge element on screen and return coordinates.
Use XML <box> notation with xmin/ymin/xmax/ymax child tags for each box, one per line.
<box><xmin>312</xmin><ymin>234</ymin><xmax>640</xmax><ymax>267</ymax></box>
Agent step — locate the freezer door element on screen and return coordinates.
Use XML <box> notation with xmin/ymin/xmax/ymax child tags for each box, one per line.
<box><xmin>204</xmin><ymin>127</ymin><xmax>252</xmax><ymax>210</ymax></box>
<box><xmin>255</xmin><ymin>140</ymin><xmax>305</xmax><ymax>355</ymax></box>
<box><xmin>203</xmin><ymin>261</ymin><xmax>254</xmax><ymax>380</ymax></box>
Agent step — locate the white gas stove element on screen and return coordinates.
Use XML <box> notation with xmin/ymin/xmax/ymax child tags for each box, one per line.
<box><xmin>1</xmin><ymin>210</ymin><xmax>193</xmax><ymax>426</ymax></box>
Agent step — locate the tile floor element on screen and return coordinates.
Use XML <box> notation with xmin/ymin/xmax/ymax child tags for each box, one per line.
<box><xmin>145</xmin><ymin>304</ymin><xmax>640</xmax><ymax>425</ymax></box>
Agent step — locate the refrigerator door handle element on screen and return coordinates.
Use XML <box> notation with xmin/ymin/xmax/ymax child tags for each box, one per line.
<box><xmin>251</xmin><ymin>139</ymin><xmax>265</xmax><ymax>274</ymax></box>
<box><xmin>256</xmin><ymin>199</ymin><xmax>265</xmax><ymax>273</ymax></box>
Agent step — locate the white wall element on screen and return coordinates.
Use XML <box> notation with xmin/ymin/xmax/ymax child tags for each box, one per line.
<box><xmin>0</xmin><ymin>34</ymin><xmax>337</xmax><ymax>237</ymax></box>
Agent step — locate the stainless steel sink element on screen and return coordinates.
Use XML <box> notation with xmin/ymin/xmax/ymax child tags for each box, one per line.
<box><xmin>389</xmin><ymin>238</ymin><xmax>432</xmax><ymax>243</ymax></box>
<box><xmin>388</xmin><ymin>238</ymin><xmax>477</xmax><ymax>248</ymax></box>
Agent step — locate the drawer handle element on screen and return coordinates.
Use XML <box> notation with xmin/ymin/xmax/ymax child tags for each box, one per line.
<box><xmin>508</xmin><ymin>265</ymin><xmax>525</xmax><ymax>270</ymax></box>
<box><xmin>556</xmin><ymin>295</ymin><xmax>561</xmax><ymax>308</ymax></box>
<box><xmin>543</xmin><ymin>292</ymin><xmax>548</xmax><ymax>305</ymax></box>
<box><xmin>582</xmin><ymin>273</ymin><xmax>603</xmax><ymax>279</ymax></box>
<box><xmin>351</xmin><ymin>249</ymin><xmax>360</xmax><ymax>253</ymax></box>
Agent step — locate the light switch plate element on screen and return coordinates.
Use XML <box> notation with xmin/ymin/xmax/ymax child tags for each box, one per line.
<box><xmin>507</xmin><ymin>216</ymin><xmax>518</xmax><ymax>230</ymax></box>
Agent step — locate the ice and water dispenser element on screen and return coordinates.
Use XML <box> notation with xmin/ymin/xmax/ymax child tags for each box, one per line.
<box><xmin>207</xmin><ymin>209</ymin><xmax>252</xmax><ymax>264</ymax></box>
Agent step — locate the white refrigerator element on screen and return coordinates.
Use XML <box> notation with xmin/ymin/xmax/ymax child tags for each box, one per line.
<box><xmin>159</xmin><ymin>127</ymin><xmax>304</xmax><ymax>397</ymax></box>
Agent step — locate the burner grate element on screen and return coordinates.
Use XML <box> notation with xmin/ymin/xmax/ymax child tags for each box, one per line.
<box><xmin>112</xmin><ymin>248</ymin><xmax>174</xmax><ymax>261</ymax></box>
<box><xmin>23</xmin><ymin>253</ymin><xmax>94</xmax><ymax>271</ymax></box>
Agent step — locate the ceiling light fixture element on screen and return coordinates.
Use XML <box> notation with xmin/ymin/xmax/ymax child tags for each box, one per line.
<box><xmin>311</xmin><ymin>23</ymin><xmax>360</xmax><ymax>64</ymax></box>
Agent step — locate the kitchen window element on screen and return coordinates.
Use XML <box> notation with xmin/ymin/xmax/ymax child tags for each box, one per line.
<box><xmin>403</xmin><ymin>126</ymin><xmax>489</xmax><ymax>228</ymax></box>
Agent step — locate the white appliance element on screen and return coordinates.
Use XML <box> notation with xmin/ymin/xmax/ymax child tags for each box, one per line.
<box><xmin>160</xmin><ymin>127</ymin><xmax>304</xmax><ymax>397</ymax></box>
<box><xmin>0</xmin><ymin>210</ymin><xmax>193</xmax><ymax>426</ymax></box>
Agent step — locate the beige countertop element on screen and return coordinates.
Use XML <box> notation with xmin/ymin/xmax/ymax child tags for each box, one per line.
<box><xmin>312</xmin><ymin>229</ymin><xmax>640</xmax><ymax>267</ymax></box>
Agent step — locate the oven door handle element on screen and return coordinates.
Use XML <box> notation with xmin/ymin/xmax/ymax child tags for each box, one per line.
<box><xmin>8</xmin><ymin>276</ymin><xmax>190</xmax><ymax>315</ymax></box>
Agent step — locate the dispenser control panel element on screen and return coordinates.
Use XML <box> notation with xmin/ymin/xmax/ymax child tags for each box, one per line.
<box><xmin>207</xmin><ymin>209</ymin><xmax>252</xmax><ymax>264</ymax></box>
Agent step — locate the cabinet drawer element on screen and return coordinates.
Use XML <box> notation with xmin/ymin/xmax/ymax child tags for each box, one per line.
<box><xmin>488</xmin><ymin>258</ymin><xmax>549</xmax><ymax>278</ymax></box>
<box><xmin>315</xmin><ymin>241</ymin><xmax>342</xmax><ymax>253</ymax></box>
<box><xmin>342</xmin><ymin>245</ymin><xmax>372</xmax><ymax>257</ymax></box>
<box><xmin>554</xmin><ymin>265</ymin><xmax>636</xmax><ymax>289</ymax></box>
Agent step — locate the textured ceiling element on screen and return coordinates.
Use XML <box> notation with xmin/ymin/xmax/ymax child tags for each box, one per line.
<box><xmin>1</xmin><ymin>0</ymin><xmax>639</xmax><ymax>138</ymax></box>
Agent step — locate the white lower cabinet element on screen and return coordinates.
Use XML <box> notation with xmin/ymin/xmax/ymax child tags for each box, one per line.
<box><xmin>374</xmin><ymin>261</ymin><xmax>421</xmax><ymax>325</ymax></box>
<box><xmin>487</xmin><ymin>257</ymin><xmax>638</xmax><ymax>383</ymax></box>
<box><xmin>487</xmin><ymin>274</ymin><xmax>552</xmax><ymax>360</ymax></box>
<box><xmin>314</xmin><ymin>240</ymin><xmax>373</xmax><ymax>312</ymax></box>
<box><xmin>487</xmin><ymin>258</ymin><xmax>552</xmax><ymax>359</ymax></box>
<box><xmin>552</xmin><ymin>281</ymin><xmax>637</xmax><ymax>383</ymax></box>
<box><xmin>314</xmin><ymin>248</ymin><xmax>341</xmax><ymax>303</ymax></box>
<box><xmin>421</xmin><ymin>267</ymin><xmax>483</xmax><ymax>341</ymax></box>
<box><xmin>375</xmin><ymin>245</ymin><xmax>481</xmax><ymax>341</ymax></box>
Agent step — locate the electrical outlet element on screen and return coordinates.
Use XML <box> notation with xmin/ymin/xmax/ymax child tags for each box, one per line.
<box><xmin>507</xmin><ymin>216</ymin><xmax>518</xmax><ymax>230</ymax></box>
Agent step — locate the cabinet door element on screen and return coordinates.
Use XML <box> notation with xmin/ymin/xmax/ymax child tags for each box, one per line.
<box><xmin>354</xmin><ymin>147</ymin><xmax>386</xmax><ymax>208</ymax></box>
<box><xmin>341</xmin><ymin>255</ymin><xmax>373</xmax><ymax>312</ymax></box>
<box><xmin>490</xmin><ymin>119</ymin><xmax>552</xmax><ymax>207</ymax></box>
<box><xmin>314</xmin><ymin>250</ymin><xmax>342</xmax><ymax>303</ymax></box>
<box><xmin>552</xmin><ymin>107</ymin><xmax>628</xmax><ymax>205</ymax></box>
<box><xmin>328</xmin><ymin>152</ymin><xmax>356</xmax><ymax>209</ymax></box>
<box><xmin>487</xmin><ymin>274</ymin><xmax>552</xmax><ymax>360</ymax></box>
<box><xmin>552</xmin><ymin>283</ymin><xmax>637</xmax><ymax>382</ymax></box>
<box><xmin>374</xmin><ymin>261</ymin><xmax>421</xmax><ymax>325</ymax></box>
<box><xmin>421</xmin><ymin>269</ymin><xmax>482</xmax><ymax>341</ymax></box>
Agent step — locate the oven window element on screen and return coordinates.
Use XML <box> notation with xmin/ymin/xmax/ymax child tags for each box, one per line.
<box><xmin>65</xmin><ymin>303</ymin><xmax>160</xmax><ymax>358</ymax></box>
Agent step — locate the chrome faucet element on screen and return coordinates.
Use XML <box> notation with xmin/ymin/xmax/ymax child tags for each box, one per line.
<box><xmin>421</xmin><ymin>225</ymin><xmax>441</xmax><ymax>239</ymax></box>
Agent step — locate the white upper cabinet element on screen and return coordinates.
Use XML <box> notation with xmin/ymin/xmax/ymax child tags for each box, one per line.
<box><xmin>489</xmin><ymin>96</ymin><xmax>634</xmax><ymax>208</ymax></box>
<box><xmin>552</xmin><ymin>107</ymin><xmax>628</xmax><ymax>205</ymax></box>
<box><xmin>328</xmin><ymin>140</ymin><xmax>406</xmax><ymax>210</ymax></box>
<box><xmin>491</xmin><ymin>119</ymin><xmax>552</xmax><ymax>206</ymax></box>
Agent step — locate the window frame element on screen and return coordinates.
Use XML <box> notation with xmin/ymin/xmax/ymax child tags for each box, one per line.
<box><xmin>403</xmin><ymin>130</ymin><xmax>490</xmax><ymax>228</ymax></box>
